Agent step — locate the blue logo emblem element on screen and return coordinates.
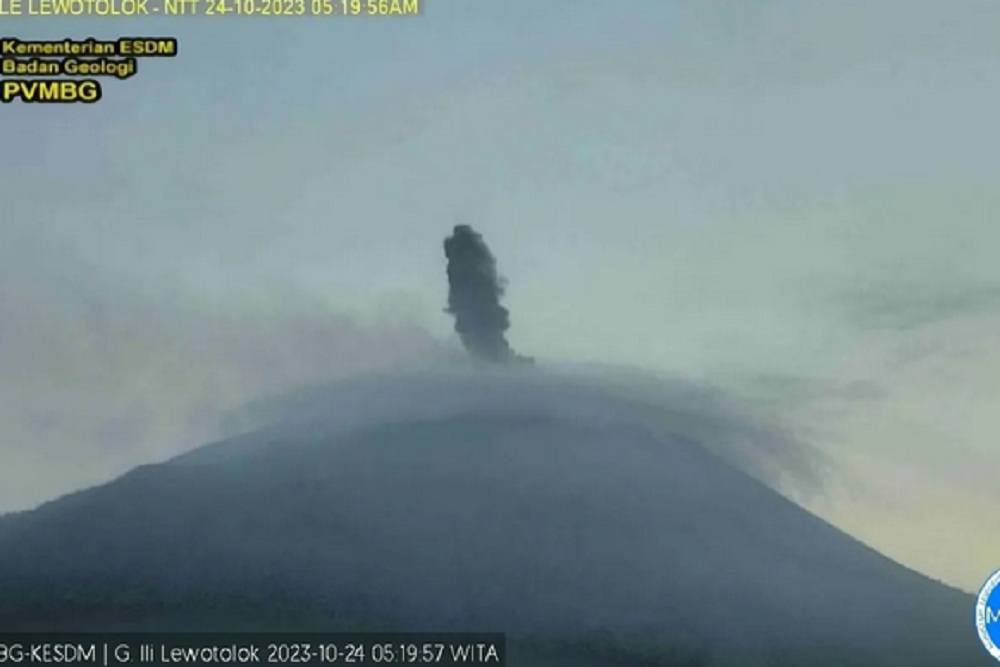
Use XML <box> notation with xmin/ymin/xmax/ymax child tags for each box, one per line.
<box><xmin>977</xmin><ymin>568</ymin><xmax>1000</xmax><ymax>661</ymax></box>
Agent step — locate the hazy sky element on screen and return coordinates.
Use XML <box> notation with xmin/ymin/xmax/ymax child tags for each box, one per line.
<box><xmin>1</xmin><ymin>1</ymin><xmax>999</xmax><ymax>592</ymax></box>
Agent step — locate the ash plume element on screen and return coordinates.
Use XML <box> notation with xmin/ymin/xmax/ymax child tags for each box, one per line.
<box><xmin>443</xmin><ymin>225</ymin><xmax>527</xmax><ymax>363</ymax></box>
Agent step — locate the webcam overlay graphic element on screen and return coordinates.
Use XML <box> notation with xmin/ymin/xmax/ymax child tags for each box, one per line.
<box><xmin>977</xmin><ymin>568</ymin><xmax>1000</xmax><ymax>661</ymax></box>
<box><xmin>0</xmin><ymin>37</ymin><xmax>176</xmax><ymax>103</ymax></box>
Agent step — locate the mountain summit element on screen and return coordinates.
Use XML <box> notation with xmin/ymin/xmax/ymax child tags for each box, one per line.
<box><xmin>0</xmin><ymin>368</ymin><xmax>986</xmax><ymax>666</ymax></box>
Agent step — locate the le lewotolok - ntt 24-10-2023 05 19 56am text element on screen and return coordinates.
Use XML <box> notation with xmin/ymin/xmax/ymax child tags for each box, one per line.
<box><xmin>0</xmin><ymin>0</ymin><xmax>419</xmax><ymax>17</ymax></box>
<box><xmin>0</xmin><ymin>1</ymin><xmax>420</xmax><ymax>104</ymax></box>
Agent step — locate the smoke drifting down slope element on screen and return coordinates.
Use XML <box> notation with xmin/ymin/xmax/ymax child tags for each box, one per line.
<box><xmin>443</xmin><ymin>225</ymin><xmax>528</xmax><ymax>363</ymax></box>
<box><xmin>0</xmin><ymin>366</ymin><xmax>985</xmax><ymax>666</ymax></box>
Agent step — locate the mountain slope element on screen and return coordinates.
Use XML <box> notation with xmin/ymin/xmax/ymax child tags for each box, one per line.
<box><xmin>0</xmin><ymin>369</ymin><xmax>986</xmax><ymax>666</ymax></box>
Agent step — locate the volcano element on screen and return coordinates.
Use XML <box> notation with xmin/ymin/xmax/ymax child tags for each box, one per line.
<box><xmin>0</xmin><ymin>367</ymin><xmax>987</xmax><ymax>666</ymax></box>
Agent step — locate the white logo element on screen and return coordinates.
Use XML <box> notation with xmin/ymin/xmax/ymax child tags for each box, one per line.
<box><xmin>976</xmin><ymin>568</ymin><xmax>1000</xmax><ymax>661</ymax></box>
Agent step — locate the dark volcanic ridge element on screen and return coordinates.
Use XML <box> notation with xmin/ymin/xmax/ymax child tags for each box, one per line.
<box><xmin>0</xmin><ymin>368</ymin><xmax>986</xmax><ymax>666</ymax></box>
